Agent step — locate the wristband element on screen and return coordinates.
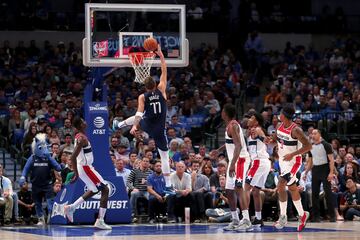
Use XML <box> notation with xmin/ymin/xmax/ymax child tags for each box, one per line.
<box><xmin>135</xmin><ymin>111</ymin><xmax>144</xmax><ymax>117</ymax></box>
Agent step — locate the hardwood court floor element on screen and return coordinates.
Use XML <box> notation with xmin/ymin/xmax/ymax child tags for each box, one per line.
<box><xmin>0</xmin><ymin>221</ymin><xmax>359</xmax><ymax>240</ymax></box>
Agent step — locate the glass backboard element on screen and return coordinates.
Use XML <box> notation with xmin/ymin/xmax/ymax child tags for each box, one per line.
<box><xmin>83</xmin><ymin>3</ymin><xmax>189</xmax><ymax>68</ymax></box>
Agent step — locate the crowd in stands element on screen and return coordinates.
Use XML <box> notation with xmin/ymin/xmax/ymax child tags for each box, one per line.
<box><xmin>0</xmin><ymin>30</ymin><xmax>360</xmax><ymax>224</ymax></box>
<box><xmin>0</xmin><ymin>0</ymin><xmax>352</xmax><ymax>34</ymax></box>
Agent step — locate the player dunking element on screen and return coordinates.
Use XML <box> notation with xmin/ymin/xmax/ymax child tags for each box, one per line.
<box><xmin>64</xmin><ymin>117</ymin><xmax>112</xmax><ymax>230</ymax></box>
<box><xmin>270</xmin><ymin>104</ymin><xmax>312</xmax><ymax>231</ymax></box>
<box><xmin>113</xmin><ymin>45</ymin><xmax>174</xmax><ymax>194</ymax></box>
<box><xmin>220</xmin><ymin>104</ymin><xmax>252</xmax><ymax>231</ymax></box>
<box><xmin>243</xmin><ymin>112</ymin><xmax>271</xmax><ymax>228</ymax></box>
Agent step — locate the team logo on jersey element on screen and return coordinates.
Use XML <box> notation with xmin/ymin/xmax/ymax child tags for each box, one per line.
<box><xmin>84</xmin><ymin>180</ymin><xmax>116</xmax><ymax>200</ymax></box>
<box><xmin>93</xmin><ymin>116</ymin><xmax>105</xmax><ymax>128</ymax></box>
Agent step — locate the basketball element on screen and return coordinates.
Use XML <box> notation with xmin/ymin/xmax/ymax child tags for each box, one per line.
<box><xmin>143</xmin><ymin>37</ymin><xmax>158</xmax><ymax>51</ymax></box>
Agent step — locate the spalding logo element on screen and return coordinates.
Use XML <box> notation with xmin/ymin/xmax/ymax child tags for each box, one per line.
<box><xmin>93</xmin><ymin>116</ymin><xmax>105</xmax><ymax>129</ymax></box>
<box><xmin>60</xmin><ymin>188</ymin><xmax>67</xmax><ymax>202</ymax></box>
<box><xmin>84</xmin><ymin>180</ymin><xmax>116</xmax><ymax>200</ymax></box>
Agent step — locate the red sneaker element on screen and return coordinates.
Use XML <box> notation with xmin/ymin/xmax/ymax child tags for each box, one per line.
<box><xmin>297</xmin><ymin>211</ymin><xmax>310</xmax><ymax>232</ymax></box>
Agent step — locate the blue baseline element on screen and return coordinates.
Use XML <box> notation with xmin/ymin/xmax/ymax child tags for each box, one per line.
<box><xmin>2</xmin><ymin>224</ymin><xmax>349</xmax><ymax>237</ymax></box>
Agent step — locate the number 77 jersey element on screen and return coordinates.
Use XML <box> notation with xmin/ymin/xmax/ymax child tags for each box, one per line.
<box><xmin>140</xmin><ymin>88</ymin><xmax>168</xmax><ymax>151</ymax></box>
<box><xmin>143</xmin><ymin>89</ymin><xmax>167</xmax><ymax>120</ymax></box>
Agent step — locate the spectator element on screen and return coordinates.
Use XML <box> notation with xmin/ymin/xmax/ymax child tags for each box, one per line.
<box><xmin>22</xmin><ymin>123</ymin><xmax>38</xmax><ymax>158</ymax></box>
<box><xmin>60</xmin><ymin>154</ymin><xmax>73</xmax><ymax>184</ymax></box>
<box><xmin>51</xmin><ymin>143</ymin><xmax>60</xmax><ymax>161</ymax></box>
<box><xmin>190</xmin><ymin>160</ymin><xmax>211</xmax><ymax>222</ymax></box>
<box><xmin>58</xmin><ymin>118</ymin><xmax>74</xmax><ymax>143</ymax></box>
<box><xmin>49</xmin><ymin>129</ymin><xmax>60</xmax><ymax>145</ymax></box>
<box><xmin>127</xmin><ymin>152</ymin><xmax>138</xmax><ymax>170</ymax></box>
<box><xmin>265</xmin><ymin>85</ymin><xmax>281</xmax><ymax>107</ymax></box>
<box><xmin>169</xmin><ymin>115</ymin><xmax>186</xmax><ymax>137</ymax></box>
<box><xmin>0</xmin><ymin>164</ymin><xmax>14</xmax><ymax>224</ymax></box>
<box><xmin>17</xmin><ymin>182</ymin><xmax>35</xmax><ymax>225</ymax></box>
<box><xmin>147</xmin><ymin>139</ymin><xmax>159</xmax><ymax>160</ymax></box>
<box><xmin>340</xmin><ymin>177</ymin><xmax>360</xmax><ymax>221</ymax></box>
<box><xmin>206</xmin><ymin>175</ymin><xmax>232</xmax><ymax>223</ymax></box>
<box><xmin>147</xmin><ymin>161</ymin><xmax>167</xmax><ymax>224</ymax></box>
<box><xmin>23</xmin><ymin>108</ymin><xmax>37</xmax><ymax>133</ymax></box>
<box><xmin>169</xmin><ymin>139</ymin><xmax>180</xmax><ymax>162</ymax></box>
<box><xmin>210</xmin><ymin>160</ymin><xmax>227</xmax><ymax>192</ymax></box>
<box><xmin>202</xmin><ymin>162</ymin><xmax>214</xmax><ymax>179</ymax></box>
<box><xmin>167</xmin><ymin>127</ymin><xmax>184</xmax><ymax>144</ymax></box>
<box><xmin>144</xmin><ymin>150</ymin><xmax>155</xmax><ymax>166</ymax></box>
<box><xmin>339</xmin><ymin>162</ymin><xmax>360</xmax><ymax>192</ymax></box>
<box><xmin>8</xmin><ymin>109</ymin><xmax>24</xmax><ymax>146</ymax></box>
<box><xmin>115</xmin><ymin>144</ymin><xmax>129</xmax><ymax>163</ymax></box>
<box><xmin>115</xmin><ymin>158</ymin><xmax>131</xmax><ymax>187</ymax></box>
<box><xmin>110</xmin><ymin>136</ymin><xmax>119</xmax><ymax>154</ymax></box>
<box><xmin>59</xmin><ymin>134</ymin><xmax>74</xmax><ymax>153</ymax></box>
<box><xmin>167</xmin><ymin>161</ymin><xmax>192</xmax><ymax>223</ymax></box>
<box><xmin>114</xmin><ymin>129</ymin><xmax>130</xmax><ymax>149</ymax></box>
<box><xmin>126</xmin><ymin>157</ymin><xmax>152</xmax><ymax>221</ymax></box>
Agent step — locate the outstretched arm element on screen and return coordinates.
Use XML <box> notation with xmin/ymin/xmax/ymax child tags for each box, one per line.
<box><xmin>156</xmin><ymin>44</ymin><xmax>167</xmax><ymax>96</ymax></box>
<box><xmin>130</xmin><ymin>94</ymin><xmax>145</xmax><ymax>135</ymax></box>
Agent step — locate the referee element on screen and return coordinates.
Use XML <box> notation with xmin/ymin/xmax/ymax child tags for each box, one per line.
<box><xmin>305</xmin><ymin>129</ymin><xmax>335</xmax><ymax>222</ymax></box>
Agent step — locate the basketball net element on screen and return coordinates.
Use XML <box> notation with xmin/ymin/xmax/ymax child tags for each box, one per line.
<box><xmin>129</xmin><ymin>52</ymin><xmax>156</xmax><ymax>84</ymax></box>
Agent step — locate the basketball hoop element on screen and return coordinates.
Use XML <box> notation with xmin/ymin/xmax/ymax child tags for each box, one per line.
<box><xmin>129</xmin><ymin>52</ymin><xmax>156</xmax><ymax>83</ymax></box>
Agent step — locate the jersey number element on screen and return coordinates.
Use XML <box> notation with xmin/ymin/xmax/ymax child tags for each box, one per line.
<box><xmin>150</xmin><ymin>102</ymin><xmax>161</xmax><ymax>114</ymax></box>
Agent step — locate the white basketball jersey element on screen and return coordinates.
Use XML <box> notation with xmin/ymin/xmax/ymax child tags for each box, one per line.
<box><xmin>276</xmin><ymin>122</ymin><xmax>302</xmax><ymax>160</ymax></box>
<box><xmin>247</xmin><ymin>135</ymin><xmax>269</xmax><ymax>160</ymax></box>
<box><xmin>75</xmin><ymin>133</ymin><xmax>94</xmax><ymax>166</ymax></box>
<box><xmin>225</xmin><ymin>120</ymin><xmax>250</xmax><ymax>162</ymax></box>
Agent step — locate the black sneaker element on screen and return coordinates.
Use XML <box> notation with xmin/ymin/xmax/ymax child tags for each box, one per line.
<box><xmin>252</xmin><ymin>218</ymin><xmax>264</xmax><ymax>227</ymax></box>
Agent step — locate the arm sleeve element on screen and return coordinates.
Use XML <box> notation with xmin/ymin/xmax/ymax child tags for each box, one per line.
<box><xmin>48</xmin><ymin>156</ymin><xmax>62</xmax><ymax>172</ymax></box>
<box><xmin>323</xmin><ymin>141</ymin><xmax>333</xmax><ymax>155</ymax></box>
<box><xmin>21</xmin><ymin>156</ymin><xmax>34</xmax><ymax>178</ymax></box>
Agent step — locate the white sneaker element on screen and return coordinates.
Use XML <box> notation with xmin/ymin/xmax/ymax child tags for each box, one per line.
<box><xmin>274</xmin><ymin>215</ymin><xmax>287</xmax><ymax>229</ymax></box>
<box><xmin>223</xmin><ymin>220</ymin><xmax>239</xmax><ymax>231</ymax></box>
<box><xmin>236</xmin><ymin>219</ymin><xmax>253</xmax><ymax>232</ymax></box>
<box><xmin>94</xmin><ymin>219</ymin><xmax>112</xmax><ymax>230</ymax></box>
<box><xmin>36</xmin><ymin>217</ymin><xmax>45</xmax><ymax>226</ymax></box>
<box><xmin>64</xmin><ymin>205</ymin><xmax>75</xmax><ymax>223</ymax></box>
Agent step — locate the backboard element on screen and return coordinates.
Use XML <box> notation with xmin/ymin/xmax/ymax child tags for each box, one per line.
<box><xmin>83</xmin><ymin>3</ymin><xmax>188</xmax><ymax>68</ymax></box>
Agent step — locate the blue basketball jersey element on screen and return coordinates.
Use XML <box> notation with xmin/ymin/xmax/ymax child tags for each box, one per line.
<box><xmin>140</xmin><ymin>89</ymin><xmax>168</xmax><ymax>151</ymax></box>
<box><xmin>143</xmin><ymin>89</ymin><xmax>167</xmax><ymax>121</ymax></box>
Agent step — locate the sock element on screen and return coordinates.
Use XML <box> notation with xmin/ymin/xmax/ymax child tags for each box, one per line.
<box><xmin>255</xmin><ymin>211</ymin><xmax>262</xmax><ymax>220</ymax></box>
<box><xmin>279</xmin><ymin>200</ymin><xmax>287</xmax><ymax>216</ymax></box>
<box><xmin>231</xmin><ymin>211</ymin><xmax>240</xmax><ymax>222</ymax></box>
<box><xmin>99</xmin><ymin>207</ymin><xmax>107</xmax><ymax>220</ymax></box>
<box><xmin>118</xmin><ymin>116</ymin><xmax>135</xmax><ymax>129</ymax></box>
<box><xmin>158</xmin><ymin>148</ymin><xmax>171</xmax><ymax>187</ymax></box>
<box><xmin>72</xmin><ymin>197</ymin><xmax>85</xmax><ymax>209</ymax></box>
<box><xmin>293</xmin><ymin>199</ymin><xmax>304</xmax><ymax>217</ymax></box>
<box><xmin>242</xmin><ymin>210</ymin><xmax>250</xmax><ymax>221</ymax></box>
